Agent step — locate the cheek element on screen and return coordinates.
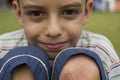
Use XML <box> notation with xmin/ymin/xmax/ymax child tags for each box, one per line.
<box><xmin>21</xmin><ymin>17</ymin><xmax>42</xmax><ymax>38</ymax></box>
<box><xmin>70</xmin><ymin>27</ymin><xmax>82</xmax><ymax>42</ymax></box>
<box><xmin>23</xmin><ymin>22</ymin><xmax>44</xmax><ymax>40</ymax></box>
<box><xmin>24</xmin><ymin>26</ymin><xmax>37</xmax><ymax>37</ymax></box>
<box><xmin>62</xmin><ymin>16</ymin><xmax>84</xmax><ymax>37</ymax></box>
<box><xmin>64</xmin><ymin>21</ymin><xmax>83</xmax><ymax>40</ymax></box>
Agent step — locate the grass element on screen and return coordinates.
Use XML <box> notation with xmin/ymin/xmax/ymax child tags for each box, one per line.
<box><xmin>84</xmin><ymin>12</ymin><xmax>120</xmax><ymax>57</ymax></box>
<box><xmin>0</xmin><ymin>9</ymin><xmax>120</xmax><ymax>57</ymax></box>
<box><xmin>0</xmin><ymin>9</ymin><xmax>21</xmax><ymax>33</ymax></box>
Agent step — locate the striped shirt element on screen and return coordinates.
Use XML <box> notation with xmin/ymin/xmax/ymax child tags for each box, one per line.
<box><xmin>0</xmin><ymin>29</ymin><xmax>120</xmax><ymax>80</ymax></box>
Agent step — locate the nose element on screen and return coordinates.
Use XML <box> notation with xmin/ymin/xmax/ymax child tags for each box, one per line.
<box><xmin>45</xmin><ymin>15</ymin><xmax>62</xmax><ymax>38</ymax></box>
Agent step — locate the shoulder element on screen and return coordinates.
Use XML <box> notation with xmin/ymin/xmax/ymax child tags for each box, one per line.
<box><xmin>0</xmin><ymin>29</ymin><xmax>25</xmax><ymax>38</ymax></box>
<box><xmin>77</xmin><ymin>30</ymin><xmax>113</xmax><ymax>47</ymax></box>
<box><xmin>78</xmin><ymin>31</ymin><xmax>120</xmax><ymax>79</ymax></box>
<box><xmin>0</xmin><ymin>29</ymin><xmax>28</xmax><ymax>58</ymax></box>
<box><xmin>76</xmin><ymin>30</ymin><xmax>119</xmax><ymax>66</ymax></box>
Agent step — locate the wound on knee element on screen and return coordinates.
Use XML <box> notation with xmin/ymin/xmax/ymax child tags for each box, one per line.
<box><xmin>59</xmin><ymin>54</ymin><xmax>100</xmax><ymax>80</ymax></box>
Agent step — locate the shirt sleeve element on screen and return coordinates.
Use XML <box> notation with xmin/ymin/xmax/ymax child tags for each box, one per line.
<box><xmin>95</xmin><ymin>35</ymin><xmax>120</xmax><ymax>80</ymax></box>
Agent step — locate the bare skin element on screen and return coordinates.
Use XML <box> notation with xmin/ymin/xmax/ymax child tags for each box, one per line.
<box><xmin>11</xmin><ymin>0</ymin><xmax>100</xmax><ymax>80</ymax></box>
<box><xmin>12</xmin><ymin>0</ymin><xmax>90</xmax><ymax>59</ymax></box>
<box><xmin>11</xmin><ymin>64</ymin><xmax>34</xmax><ymax>80</ymax></box>
<box><xmin>11</xmin><ymin>54</ymin><xmax>100</xmax><ymax>80</ymax></box>
<box><xmin>59</xmin><ymin>54</ymin><xmax>100</xmax><ymax>80</ymax></box>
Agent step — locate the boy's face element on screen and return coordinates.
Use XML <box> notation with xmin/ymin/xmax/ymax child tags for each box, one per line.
<box><xmin>13</xmin><ymin>0</ymin><xmax>93</xmax><ymax>58</ymax></box>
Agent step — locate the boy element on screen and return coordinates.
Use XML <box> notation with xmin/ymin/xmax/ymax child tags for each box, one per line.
<box><xmin>0</xmin><ymin>0</ymin><xmax>120</xmax><ymax>80</ymax></box>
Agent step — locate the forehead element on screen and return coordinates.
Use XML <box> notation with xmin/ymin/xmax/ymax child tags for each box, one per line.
<box><xmin>20</xmin><ymin>0</ymin><xmax>85</xmax><ymax>8</ymax></box>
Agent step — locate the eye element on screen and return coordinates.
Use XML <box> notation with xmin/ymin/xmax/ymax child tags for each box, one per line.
<box><xmin>27</xmin><ymin>10</ymin><xmax>46</xmax><ymax>17</ymax></box>
<box><xmin>62</xmin><ymin>9</ymin><xmax>80</xmax><ymax>15</ymax></box>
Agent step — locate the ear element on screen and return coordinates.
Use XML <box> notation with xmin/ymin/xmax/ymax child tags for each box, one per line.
<box><xmin>83</xmin><ymin>0</ymin><xmax>93</xmax><ymax>25</ymax></box>
<box><xmin>12</xmin><ymin>1</ymin><xmax>24</xmax><ymax>27</ymax></box>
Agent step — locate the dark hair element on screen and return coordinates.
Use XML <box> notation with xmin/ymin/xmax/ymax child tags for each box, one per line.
<box><xmin>6</xmin><ymin>0</ymin><xmax>13</xmax><ymax>7</ymax></box>
<box><xmin>7</xmin><ymin>0</ymin><xmax>88</xmax><ymax>7</ymax></box>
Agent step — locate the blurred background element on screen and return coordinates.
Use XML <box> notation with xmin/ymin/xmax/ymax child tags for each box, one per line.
<box><xmin>0</xmin><ymin>0</ymin><xmax>120</xmax><ymax>56</ymax></box>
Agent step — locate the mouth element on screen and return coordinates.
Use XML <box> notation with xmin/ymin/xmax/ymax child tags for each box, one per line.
<box><xmin>39</xmin><ymin>41</ymin><xmax>69</xmax><ymax>51</ymax></box>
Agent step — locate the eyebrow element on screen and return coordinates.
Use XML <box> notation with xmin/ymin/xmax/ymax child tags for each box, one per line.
<box><xmin>22</xmin><ymin>2</ymin><xmax>82</xmax><ymax>10</ymax></box>
<box><xmin>22</xmin><ymin>5</ymin><xmax>46</xmax><ymax>10</ymax></box>
<box><xmin>61</xmin><ymin>2</ymin><xmax>82</xmax><ymax>9</ymax></box>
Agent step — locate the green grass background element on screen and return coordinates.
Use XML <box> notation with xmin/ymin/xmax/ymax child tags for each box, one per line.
<box><xmin>0</xmin><ymin>9</ymin><xmax>120</xmax><ymax>57</ymax></box>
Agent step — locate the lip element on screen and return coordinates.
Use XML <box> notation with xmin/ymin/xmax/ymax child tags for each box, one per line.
<box><xmin>40</xmin><ymin>41</ymin><xmax>68</xmax><ymax>51</ymax></box>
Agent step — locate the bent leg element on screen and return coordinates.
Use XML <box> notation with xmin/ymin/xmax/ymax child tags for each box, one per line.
<box><xmin>59</xmin><ymin>54</ymin><xmax>100</xmax><ymax>80</ymax></box>
<box><xmin>52</xmin><ymin>48</ymin><xmax>108</xmax><ymax>80</ymax></box>
<box><xmin>0</xmin><ymin>46</ymin><xmax>51</xmax><ymax>80</ymax></box>
<box><xmin>11</xmin><ymin>64</ymin><xmax>34</xmax><ymax>80</ymax></box>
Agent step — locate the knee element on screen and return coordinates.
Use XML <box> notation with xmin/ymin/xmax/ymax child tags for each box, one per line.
<box><xmin>11</xmin><ymin>64</ymin><xmax>34</xmax><ymax>80</ymax></box>
<box><xmin>59</xmin><ymin>54</ymin><xmax>100</xmax><ymax>80</ymax></box>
